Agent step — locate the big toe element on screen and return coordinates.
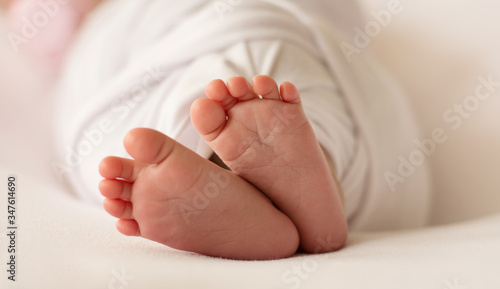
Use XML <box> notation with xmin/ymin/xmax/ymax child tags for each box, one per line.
<box><xmin>124</xmin><ymin>128</ymin><xmax>175</xmax><ymax>164</ymax></box>
<box><xmin>191</xmin><ymin>98</ymin><xmax>227</xmax><ymax>142</ymax></box>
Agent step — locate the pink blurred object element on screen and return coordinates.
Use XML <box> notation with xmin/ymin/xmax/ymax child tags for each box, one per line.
<box><xmin>5</xmin><ymin>0</ymin><xmax>89</xmax><ymax>74</ymax></box>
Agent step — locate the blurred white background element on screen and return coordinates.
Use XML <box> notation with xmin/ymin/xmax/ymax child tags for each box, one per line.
<box><xmin>1</xmin><ymin>0</ymin><xmax>500</xmax><ymax>226</ymax></box>
<box><xmin>0</xmin><ymin>11</ymin><xmax>54</xmax><ymax>178</ymax></box>
<box><xmin>358</xmin><ymin>0</ymin><xmax>500</xmax><ymax>224</ymax></box>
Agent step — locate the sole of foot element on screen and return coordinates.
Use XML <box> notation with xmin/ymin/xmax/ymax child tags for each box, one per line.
<box><xmin>99</xmin><ymin>128</ymin><xmax>299</xmax><ymax>260</ymax></box>
<box><xmin>191</xmin><ymin>75</ymin><xmax>348</xmax><ymax>252</ymax></box>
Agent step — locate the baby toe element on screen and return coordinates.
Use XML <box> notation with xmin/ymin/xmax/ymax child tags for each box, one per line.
<box><xmin>99</xmin><ymin>156</ymin><xmax>141</xmax><ymax>181</ymax></box>
<box><xmin>103</xmin><ymin>198</ymin><xmax>134</xmax><ymax>219</ymax></box>
<box><xmin>116</xmin><ymin>219</ymin><xmax>141</xmax><ymax>236</ymax></box>
<box><xmin>253</xmin><ymin>75</ymin><xmax>281</xmax><ymax>100</ymax></box>
<box><xmin>99</xmin><ymin>179</ymin><xmax>133</xmax><ymax>200</ymax></box>
<box><xmin>279</xmin><ymin>81</ymin><xmax>301</xmax><ymax>104</ymax></box>
<box><xmin>205</xmin><ymin>79</ymin><xmax>238</xmax><ymax>110</ymax></box>
<box><xmin>227</xmin><ymin>76</ymin><xmax>259</xmax><ymax>101</ymax></box>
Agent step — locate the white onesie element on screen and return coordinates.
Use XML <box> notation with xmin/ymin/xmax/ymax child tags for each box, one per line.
<box><xmin>53</xmin><ymin>0</ymin><xmax>431</xmax><ymax>231</ymax></box>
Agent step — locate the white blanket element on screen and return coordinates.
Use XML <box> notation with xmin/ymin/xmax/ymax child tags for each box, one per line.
<box><xmin>53</xmin><ymin>0</ymin><xmax>430</xmax><ymax>231</ymax></box>
<box><xmin>0</xmin><ymin>165</ymin><xmax>499</xmax><ymax>288</ymax></box>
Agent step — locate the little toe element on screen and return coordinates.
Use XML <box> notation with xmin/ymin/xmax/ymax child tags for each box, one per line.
<box><xmin>99</xmin><ymin>156</ymin><xmax>142</xmax><ymax>181</ymax></box>
<box><xmin>124</xmin><ymin>128</ymin><xmax>175</xmax><ymax>165</ymax></box>
<box><xmin>205</xmin><ymin>79</ymin><xmax>238</xmax><ymax>110</ymax></box>
<box><xmin>280</xmin><ymin>81</ymin><xmax>301</xmax><ymax>104</ymax></box>
<box><xmin>253</xmin><ymin>75</ymin><xmax>281</xmax><ymax>100</ymax></box>
<box><xmin>99</xmin><ymin>179</ymin><xmax>132</xmax><ymax>200</ymax></box>
<box><xmin>116</xmin><ymin>219</ymin><xmax>141</xmax><ymax>236</ymax></box>
<box><xmin>227</xmin><ymin>76</ymin><xmax>259</xmax><ymax>101</ymax></box>
<box><xmin>103</xmin><ymin>198</ymin><xmax>134</xmax><ymax>219</ymax></box>
<box><xmin>191</xmin><ymin>97</ymin><xmax>227</xmax><ymax>142</ymax></box>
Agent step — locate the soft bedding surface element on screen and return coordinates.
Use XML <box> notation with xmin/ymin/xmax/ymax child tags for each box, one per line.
<box><xmin>0</xmin><ymin>165</ymin><xmax>499</xmax><ymax>288</ymax></box>
<box><xmin>1</xmin><ymin>0</ymin><xmax>500</xmax><ymax>288</ymax></box>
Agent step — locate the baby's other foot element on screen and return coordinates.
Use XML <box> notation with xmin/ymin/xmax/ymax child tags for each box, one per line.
<box><xmin>99</xmin><ymin>128</ymin><xmax>298</xmax><ymax>260</ymax></box>
<box><xmin>191</xmin><ymin>76</ymin><xmax>347</xmax><ymax>252</ymax></box>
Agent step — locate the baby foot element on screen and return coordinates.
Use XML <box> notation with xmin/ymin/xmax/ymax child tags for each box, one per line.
<box><xmin>191</xmin><ymin>76</ymin><xmax>348</xmax><ymax>252</ymax></box>
<box><xmin>99</xmin><ymin>128</ymin><xmax>299</xmax><ymax>260</ymax></box>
